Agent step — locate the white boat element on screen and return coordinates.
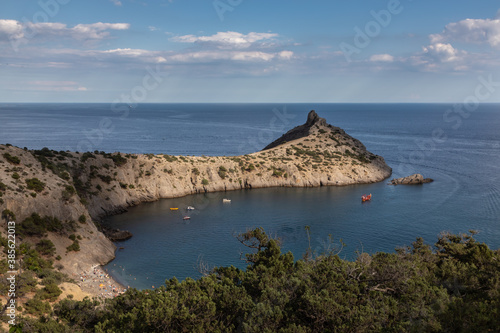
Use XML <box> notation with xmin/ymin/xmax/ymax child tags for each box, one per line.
<box><xmin>222</xmin><ymin>199</ymin><xmax>231</xmax><ymax>203</ymax></box>
<box><xmin>183</xmin><ymin>216</ymin><xmax>191</xmax><ymax>220</ymax></box>
<box><xmin>187</xmin><ymin>206</ymin><xmax>195</xmax><ymax>210</ymax></box>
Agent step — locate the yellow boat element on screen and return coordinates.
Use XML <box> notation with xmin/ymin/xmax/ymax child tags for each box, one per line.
<box><xmin>170</xmin><ymin>208</ymin><xmax>179</xmax><ymax>211</ymax></box>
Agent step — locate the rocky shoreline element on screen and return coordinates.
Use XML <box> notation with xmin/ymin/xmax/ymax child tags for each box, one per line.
<box><xmin>102</xmin><ymin>227</ymin><xmax>133</xmax><ymax>242</ymax></box>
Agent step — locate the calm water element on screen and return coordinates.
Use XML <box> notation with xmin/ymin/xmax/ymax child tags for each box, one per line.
<box><xmin>1</xmin><ymin>103</ymin><xmax>499</xmax><ymax>289</ymax></box>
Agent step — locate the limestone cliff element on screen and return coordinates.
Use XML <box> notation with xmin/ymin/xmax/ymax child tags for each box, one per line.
<box><xmin>0</xmin><ymin>110</ymin><xmax>391</xmax><ymax>275</ymax></box>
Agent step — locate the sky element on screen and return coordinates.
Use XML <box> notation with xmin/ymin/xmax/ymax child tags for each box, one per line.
<box><xmin>0</xmin><ymin>0</ymin><xmax>499</xmax><ymax>103</ymax></box>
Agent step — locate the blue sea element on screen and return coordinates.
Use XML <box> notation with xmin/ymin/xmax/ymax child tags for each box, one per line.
<box><xmin>1</xmin><ymin>103</ymin><xmax>499</xmax><ymax>289</ymax></box>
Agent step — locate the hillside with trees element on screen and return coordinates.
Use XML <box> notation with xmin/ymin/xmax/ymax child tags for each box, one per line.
<box><xmin>6</xmin><ymin>228</ymin><xmax>500</xmax><ymax>332</ymax></box>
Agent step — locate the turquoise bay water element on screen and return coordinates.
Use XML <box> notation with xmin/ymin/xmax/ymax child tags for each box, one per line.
<box><xmin>1</xmin><ymin>103</ymin><xmax>499</xmax><ymax>289</ymax></box>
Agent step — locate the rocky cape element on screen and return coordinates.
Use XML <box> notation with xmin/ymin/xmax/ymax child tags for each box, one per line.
<box><xmin>0</xmin><ymin>110</ymin><xmax>391</xmax><ymax>277</ymax></box>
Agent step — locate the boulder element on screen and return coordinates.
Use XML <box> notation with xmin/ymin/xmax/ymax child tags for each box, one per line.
<box><xmin>103</xmin><ymin>227</ymin><xmax>133</xmax><ymax>242</ymax></box>
<box><xmin>389</xmin><ymin>174</ymin><xmax>433</xmax><ymax>185</ymax></box>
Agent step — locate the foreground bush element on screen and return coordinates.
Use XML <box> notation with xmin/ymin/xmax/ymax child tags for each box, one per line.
<box><xmin>13</xmin><ymin>229</ymin><xmax>500</xmax><ymax>332</ymax></box>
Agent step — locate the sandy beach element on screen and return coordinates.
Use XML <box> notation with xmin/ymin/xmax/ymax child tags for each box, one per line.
<box><xmin>71</xmin><ymin>264</ymin><xmax>128</xmax><ymax>299</ymax></box>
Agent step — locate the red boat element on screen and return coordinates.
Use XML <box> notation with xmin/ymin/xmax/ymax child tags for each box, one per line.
<box><xmin>361</xmin><ymin>194</ymin><xmax>372</xmax><ymax>202</ymax></box>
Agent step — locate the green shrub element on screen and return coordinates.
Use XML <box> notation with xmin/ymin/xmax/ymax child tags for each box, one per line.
<box><xmin>98</xmin><ymin>174</ymin><xmax>113</xmax><ymax>184</ymax></box>
<box><xmin>62</xmin><ymin>185</ymin><xmax>76</xmax><ymax>201</ymax></box>
<box><xmin>12</xmin><ymin>172</ymin><xmax>20</xmax><ymax>180</ymax></box>
<box><xmin>19</xmin><ymin>213</ymin><xmax>64</xmax><ymax>237</ymax></box>
<box><xmin>24</xmin><ymin>297</ymin><xmax>52</xmax><ymax>315</ymax></box>
<box><xmin>0</xmin><ymin>259</ymin><xmax>8</xmax><ymax>274</ymax></box>
<box><xmin>37</xmin><ymin>283</ymin><xmax>62</xmax><ymax>302</ymax></box>
<box><xmin>111</xmin><ymin>153</ymin><xmax>127</xmax><ymax>166</ymax></box>
<box><xmin>38</xmin><ymin>268</ymin><xmax>68</xmax><ymax>285</ymax></box>
<box><xmin>272</xmin><ymin>168</ymin><xmax>284</xmax><ymax>177</ymax></box>
<box><xmin>65</xmin><ymin>185</ymin><xmax>76</xmax><ymax>195</ymax></box>
<box><xmin>21</xmin><ymin>248</ymin><xmax>53</xmax><ymax>273</ymax></box>
<box><xmin>36</xmin><ymin>239</ymin><xmax>56</xmax><ymax>256</ymax></box>
<box><xmin>0</xmin><ymin>181</ymin><xmax>6</xmax><ymax>191</ymax></box>
<box><xmin>163</xmin><ymin>155</ymin><xmax>178</xmax><ymax>162</ymax></box>
<box><xmin>3</xmin><ymin>153</ymin><xmax>20</xmax><ymax>164</ymax></box>
<box><xmin>66</xmin><ymin>240</ymin><xmax>80</xmax><ymax>252</ymax></box>
<box><xmin>26</xmin><ymin>178</ymin><xmax>46</xmax><ymax>192</ymax></box>
<box><xmin>2</xmin><ymin>209</ymin><xmax>16</xmax><ymax>221</ymax></box>
<box><xmin>60</xmin><ymin>171</ymin><xmax>71</xmax><ymax>181</ymax></box>
<box><xmin>81</xmin><ymin>152</ymin><xmax>96</xmax><ymax>162</ymax></box>
<box><xmin>218</xmin><ymin>167</ymin><xmax>227</xmax><ymax>179</ymax></box>
<box><xmin>192</xmin><ymin>168</ymin><xmax>200</xmax><ymax>175</ymax></box>
<box><xmin>202</xmin><ymin>179</ymin><xmax>209</xmax><ymax>185</ymax></box>
<box><xmin>78</xmin><ymin>215</ymin><xmax>86</xmax><ymax>224</ymax></box>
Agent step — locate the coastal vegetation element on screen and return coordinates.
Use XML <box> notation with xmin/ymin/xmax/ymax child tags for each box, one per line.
<box><xmin>25</xmin><ymin>178</ymin><xmax>45</xmax><ymax>193</ymax></box>
<box><xmin>4</xmin><ymin>228</ymin><xmax>499</xmax><ymax>332</ymax></box>
<box><xmin>2</xmin><ymin>153</ymin><xmax>20</xmax><ymax>165</ymax></box>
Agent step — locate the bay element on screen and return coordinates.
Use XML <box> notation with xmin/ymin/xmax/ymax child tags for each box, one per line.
<box><xmin>1</xmin><ymin>103</ymin><xmax>499</xmax><ymax>289</ymax></box>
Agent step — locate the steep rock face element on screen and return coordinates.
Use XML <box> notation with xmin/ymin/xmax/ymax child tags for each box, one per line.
<box><xmin>0</xmin><ymin>146</ymin><xmax>115</xmax><ymax>276</ymax></box>
<box><xmin>0</xmin><ymin>110</ymin><xmax>392</xmax><ymax>275</ymax></box>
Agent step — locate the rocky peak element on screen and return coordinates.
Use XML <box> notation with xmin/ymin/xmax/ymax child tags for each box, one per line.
<box><xmin>263</xmin><ymin>110</ymin><xmax>338</xmax><ymax>150</ymax></box>
<box><xmin>305</xmin><ymin>110</ymin><xmax>326</xmax><ymax>127</ymax></box>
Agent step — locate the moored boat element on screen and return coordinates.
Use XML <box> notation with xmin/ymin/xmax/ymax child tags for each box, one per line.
<box><xmin>170</xmin><ymin>208</ymin><xmax>179</xmax><ymax>211</ymax></box>
<box><xmin>222</xmin><ymin>199</ymin><xmax>231</xmax><ymax>203</ymax></box>
<box><xmin>183</xmin><ymin>216</ymin><xmax>191</xmax><ymax>220</ymax></box>
<box><xmin>187</xmin><ymin>206</ymin><xmax>195</xmax><ymax>210</ymax></box>
<box><xmin>361</xmin><ymin>194</ymin><xmax>372</xmax><ymax>202</ymax></box>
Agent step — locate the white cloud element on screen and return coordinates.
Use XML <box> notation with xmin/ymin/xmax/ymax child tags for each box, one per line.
<box><xmin>423</xmin><ymin>43</ymin><xmax>464</xmax><ymax>63</ymax></box>
<box><xmin>70</xmin><ymin>22</ymin><xmax>130</xmax><ymax>39</ymax></box>
<box><xmin>168</xmin><ymin>50</ymin><xmax>290</xmax><ymax>62</ymax></box>
<box><xmin>102</xmin><ymin>48</ymin><xmax>151</xmax><ymax>56</ymax></box>
<box><xmin>279</xmin><ymin>51</ymin><xmax>294</xmax><ymax>60</ymax></box>
<box><xmin>430</xmin><ymin>17</ymin><xmax>500</xmax><ymax>47</ymax></box>
<box><xmin>99</xmin><ymin>48</ymin><xmax>168</xmax><ymax>63</ymax></box>
<box><xmin>0</xmin><ymin>19</ymin><xmax>130</xmax><ymax>43</ymax></box>
<box><xmin>1</xmin><ymin>24</ymin><xmax>294</xmax><ymax>78</ymax></box>
<box><xmin>110</xmin><ymin>0</ymin><xmax>122</xmax><ymax>6</ymax></box>
<box><xmin>0</xmin><ymin>19</ymin><xmax>24</xmax><ymax>41</ymax></box>
<box><xmin>171</xmin><ymin>31</ymin><xmax>279</xmax><ymax>49</ymax></box>
<box><xmin>369</xmin><ymin>54</ymin><xmax>394</xmax><ymax>62</ymax></box>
